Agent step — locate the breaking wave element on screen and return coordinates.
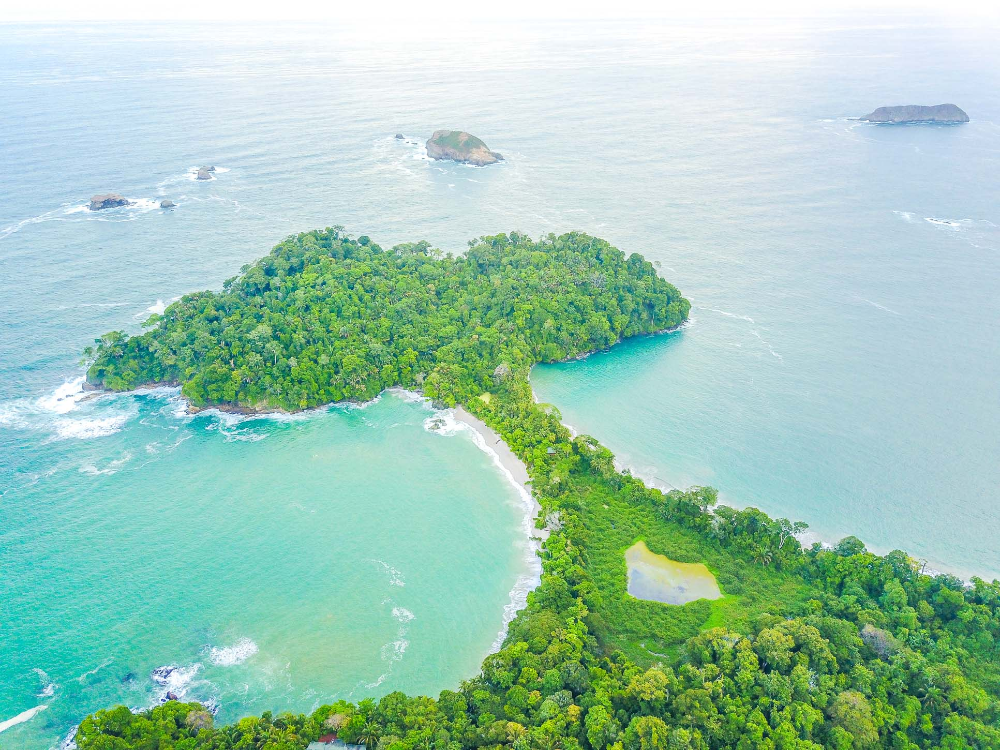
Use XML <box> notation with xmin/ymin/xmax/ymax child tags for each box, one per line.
<box><xmin>207</xmin><ymin>638</ymin><xmax>259</xmax><ymax>667</ymax></box>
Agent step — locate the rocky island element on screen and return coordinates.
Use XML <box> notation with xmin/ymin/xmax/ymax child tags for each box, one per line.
<box><xmin>425</xmin><ymin>130</ymin><xmax>503</xmax><ymax>166</ymax></box>
<box><xmin>861</xmin><ymin>103</ymin><xmax>969</xmax><ymax>123</ymax></box>
<box><xmin>89</xmin><ymin>194</ymin><xmax>134</xmax><ymax>211</ymax></box>
<box><xmin>196</xmin><ymin>166</ymin><xmax>216</xmax><ymax>180</ymax></box>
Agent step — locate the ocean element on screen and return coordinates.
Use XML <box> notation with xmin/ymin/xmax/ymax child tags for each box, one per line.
<box><xmin>2</xmin><ymin>15</ymin><xmax>999</xmax><ymax>747</ymax></box>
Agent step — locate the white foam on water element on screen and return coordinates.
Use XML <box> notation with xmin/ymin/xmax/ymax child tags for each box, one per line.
<box><xmin>372</xmin><ymin>559</ymin><xmax>405</xmax><ymax>587</ymax></box>
<box><xmin>422</xmin><ymin>411</ymin><xmax>464</xmax><ymax>436</ymax></box>
<box><xmin>1</xmin><ymin>378</ymin><xmax>135</xmax><ymax>442</ymax></box>
<box><xmin>703</xmin><ymin>306</ymin><xmax>755</xmax><ymax>324</ymax></box>
<box><xmin>76</xmin><ymin>659</ymin><xmax>113</xmax><ymax>683</ymax></box>
<box><xmin>33</xmin><ymin>668</ymin><xmax>57</xmax><ymax>698</ymax></box>
<box><xmin>381</xmin><ymin>639</ymin><xmax>409</xmax><ymax>661</ymax></box>
<box><xmin>58</xmin><ymin>725</ymin><xmax>79</xmax><ymax>750</ymax></box>
<box><xmin>36</xmin><ymin>378</ymin><xmax>87</xmax><ymax>415</ymax></box>
<box><xmin>207</xmin><ymin>638</ymin><xmax>259</xmax><ymax>666</ymax></box>
<box><xmin>924</xmin><ymin>216</ymin><xmax>968</xmax><ymax>229</ymax></box>
<box><xmin>150</xmin><ymin>664</ymin><xmax>203</xmax><ymax>702</ymax></box>
<box><xmin>364</xmin><ymin>597</ymin><xmax>415</xmax><ymax>688</ymax></box>
<box><xmin>391</xmin><ymin>606</ymin><xmax>414</xmax><ymax>624</ymax></box>
<box><xmin>0</xmin><ymin>705</ymin><xmax>48</xmax><ymax>734</ymax></box>
<box><xmin>55</xmin><ymin>301</ymin><xmax>133</xmax><ymax>311</ymax></box>
<box><xmin>79</xmin><ymin>451</ymin><xmax>133</xmax><ymax>476</ymax></box>
<box><xmin>858</xmin><ymin>297</ymin><xmax>901</xmax><ymax>316</ymax></box>
<box><xmin>52</xmin><ymin>413</ymin><xmax>131</xmax><ymax>441</ymax></box>
<box><xmin>147</xmin><ymin>300</ymin><xmax>166</xmax><ymax>315</ymax></box>
<box><xmin>0</xmin><ymin>202</ymin><xmax>85</xmax><ymax>240</ymax></box>
<box><xmin>893</xmin><ymin>210</ymin><xmax>916</xmax><ymax>222</ymax></box>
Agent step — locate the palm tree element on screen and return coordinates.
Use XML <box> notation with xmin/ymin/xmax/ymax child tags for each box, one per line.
<box><xmin>359</xmin><ymin>718</ymin><xmax>381</xmax><ymax>750</ymax></box>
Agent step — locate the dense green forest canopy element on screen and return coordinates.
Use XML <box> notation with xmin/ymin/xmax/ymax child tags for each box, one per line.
<box><xmin>85</xmin><ymin>229</ymin><xmax>689</xmax><ymax>410</ymax></box>
<box><xmin>78</xmin><ymin>230</ymin><xmax>1000</xmax><ymax>750</ymax></box>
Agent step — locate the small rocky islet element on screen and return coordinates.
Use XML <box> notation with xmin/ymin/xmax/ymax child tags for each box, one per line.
<box><xmin>88</xmin><ymin>194</ymin><xmax>134</xmax><ymax>211</ymax></box>
<box><xmin>425</xmin><ymin>130</ymin><xmax>503</xmax><ymax>166</ymax></box>
<box><xmin>89</xmin><ymin>163</ymin><xmax>220</xmax><ymax>211</ymax></box>
<box><xmin>861</xmin><ymin>103</ymin><xmax>969</xmax><ymax>123</ymax></box>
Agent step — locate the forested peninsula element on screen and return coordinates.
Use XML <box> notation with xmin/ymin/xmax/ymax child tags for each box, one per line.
<box><xmin>80</xmin><ymin>230</ymin><xmax>1000</xmax><ymax>749</ymax></box>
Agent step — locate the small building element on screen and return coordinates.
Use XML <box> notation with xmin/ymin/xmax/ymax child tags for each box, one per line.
<box><xmin>308</xmin><ymin>737</ymin><xmax>367</xmax><ymax>750</ymax></box>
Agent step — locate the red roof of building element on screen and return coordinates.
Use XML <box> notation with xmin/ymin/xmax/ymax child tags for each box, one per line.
<box><xmin>319</xmin><ymin>734</ymin><xmax>337</xmax><ymax>743</ymax></box>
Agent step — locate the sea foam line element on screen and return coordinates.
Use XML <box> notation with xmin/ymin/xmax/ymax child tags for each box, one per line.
<box><xmin>0</xmin><ymin>705</ymin><xmax>48</xmax><ymax>734</ymax></box>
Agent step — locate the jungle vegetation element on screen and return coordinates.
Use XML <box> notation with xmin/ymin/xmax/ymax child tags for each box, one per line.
<box><xmin>77</xmin><ymin>230</ymin><xmax>1000</xmax><ymax>750</ymax></box>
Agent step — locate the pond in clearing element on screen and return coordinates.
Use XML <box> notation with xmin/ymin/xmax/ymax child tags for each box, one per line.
<box><xmin>625</xmin><ymin>541</ymin><xmax>722</xmax><ymax>605</ymax></box>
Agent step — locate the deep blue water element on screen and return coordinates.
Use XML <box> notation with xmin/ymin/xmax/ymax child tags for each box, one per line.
<box><xmin>2</xmin><ymin>16</ymin><xmax>999</xmax><ymax>747</ymax></box>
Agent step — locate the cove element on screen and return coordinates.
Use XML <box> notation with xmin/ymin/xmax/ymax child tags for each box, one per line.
<box><xmin>0</xmin><ymin>390</ymin><xmax>532</xmax><ymax>750</ymax></box>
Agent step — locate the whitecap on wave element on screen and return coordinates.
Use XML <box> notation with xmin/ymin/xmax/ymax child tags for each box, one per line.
<box><xmin>206</xmin><ymin>637</ymin><xmax>259</xmax><ymax>667</ymax></box>
<box><xmin>0</xmin><ymin>377</ymin><xmax>136</xmax><ymax>441</ymax></box>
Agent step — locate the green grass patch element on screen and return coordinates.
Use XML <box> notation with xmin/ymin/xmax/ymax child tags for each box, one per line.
<box><xmin>570</xmin><ymin>479</ymin><xmax>814</xmax><ymax>665</ymax></box>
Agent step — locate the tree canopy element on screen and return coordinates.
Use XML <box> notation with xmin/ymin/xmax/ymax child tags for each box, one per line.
<box><xmin>77</xmin><ymin>229</ymin><xmax>1000</xmax><ymax>750</ymax></box>
<box><xmin>85</xmin><ymin>229</ymin><xmax>689</xmax><ymax>411</ymax></box>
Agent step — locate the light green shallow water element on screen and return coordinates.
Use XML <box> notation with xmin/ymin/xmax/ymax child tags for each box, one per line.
<box><xmin>0</xmin><ymin>390</ymin><xmax>534</xmax><ymax>748</ymax></box>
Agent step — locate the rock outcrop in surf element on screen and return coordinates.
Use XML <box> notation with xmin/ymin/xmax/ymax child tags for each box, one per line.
<box><xmin>861</xmin><ymin>104</ymin><xmax>969</xmax><ymax>123</ymax></box>
<box><xmin>425</xmin><ymin>131</ymin><xmax>503</xmax><ymax>166</ymax></box>
<box><xmin>89</xmin><ymin>194</ymin><xmax>134</xmax><ymax>211</ymax></box>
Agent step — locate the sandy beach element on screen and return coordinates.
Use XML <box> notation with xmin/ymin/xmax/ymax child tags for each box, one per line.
<box><xmin>452</xmin><ymin>405</ymin><xmax>545</xmax><ymax>651</ymax></box>
<box><xmin>454</xmin><ymin>407</ymin><xmax>530</xmax><ymax>487</ymax></box>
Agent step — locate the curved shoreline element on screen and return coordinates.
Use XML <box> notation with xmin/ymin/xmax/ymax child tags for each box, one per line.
<box><xmin>451</xmin><ymin>406</ymin><xmax>545</xmax><ymax>652</ymax></box>
<box><xmin>75</xmin><ymin>380</ymin><xmax>548</xmax><ymax>653</ymax></box>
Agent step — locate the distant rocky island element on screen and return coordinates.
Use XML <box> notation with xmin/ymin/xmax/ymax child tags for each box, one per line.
<box><xmin>89</xmin><ymin>194</ymin><xmax>134</xmax><ymax>211</ymax></box>
<box><xmin>861</xmin><ymin>103</ymin><xmax>969</xmax><ymax>123</ymax></box>
<box><xmin>425</xmin><ymin>130</ymin><xmax>503</xmax><ymax>166</ymax></box>
<box><xmin>196</xmin><ymin>166</ymin><xmax>216</xmax><ymax>180</ymax></box>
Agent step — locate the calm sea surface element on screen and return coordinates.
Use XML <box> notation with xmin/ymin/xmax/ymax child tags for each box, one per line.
<box><xmin>2</xmin><ymin>16</ymin><xmax>999</xmax><ymax>747</ymax></box>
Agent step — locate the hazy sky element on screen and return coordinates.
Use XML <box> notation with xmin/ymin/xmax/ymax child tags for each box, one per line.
<box><xmin>2</xmin><ymin>0</ymin><xmax>998</xmax><ymax>23</ymax></box>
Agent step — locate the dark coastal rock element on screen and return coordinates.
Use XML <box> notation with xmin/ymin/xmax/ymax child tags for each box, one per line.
<box><xmin>151</xmin><ymin>665</ymin><xmax>177</xmax><ymax>684</ymax></box>
<box><xmin>160</xmin><ymin>199</ymin><xmax>176</xmax><ymax>209</ymax></box>
<box><xmin>196</xmin><ymin>167</ymin><xmax>214</xmax><ymax>181</ymax></box>
<box><xmin>425</xmin><ymin>130</ymin><xmax>503</xmax><ymax>166</ymax></box>
<box><xmin>121</xmin><ymin>671</ymin><xmax>136</xmax><ymax>685</ymax></box>
<box><xmin>165</xmin><ymin>691</ymin><xmax>180</xmax><ymax>702</ymax></box>
<box><xmin>395</xmin><ymin>133</ymin><xmax>405</xmax><ymax>139</ymax></box>
<box><xmin>89</xmin><ymin>194</ymin><xmax>134</xmax><ymax>211</ymax></box>
<box><xmin>861</xmin><ymin>103</ymin><xmax>969</xmax><ymax>123</ymax></box>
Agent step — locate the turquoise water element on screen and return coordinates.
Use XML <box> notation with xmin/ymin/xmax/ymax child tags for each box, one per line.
<box><xmin>2</xmin><ymin>15</ymin><xmax>1000</xmax><ymax>747</ymax></box>
<box><xmin>1</xmin><ymin>389</ymin><xmax>535</xmax><ymax>747</ymax></box>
